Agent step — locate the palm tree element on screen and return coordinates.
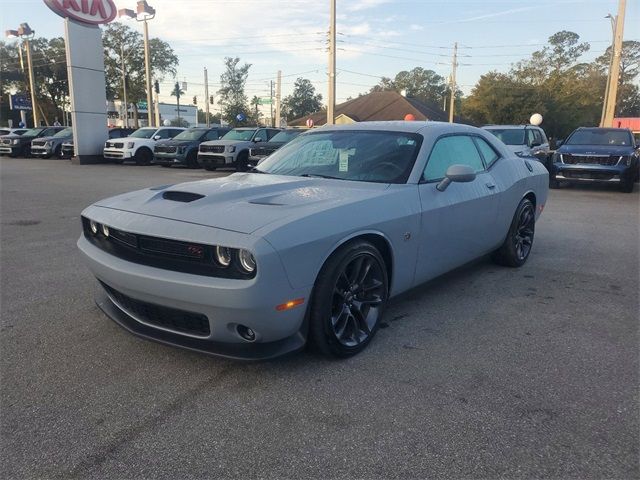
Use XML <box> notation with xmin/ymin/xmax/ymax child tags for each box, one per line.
<box><xmin>171</xmin><ymin>82</ymin><xmax>185</xmax><ymax>123</ymax></box>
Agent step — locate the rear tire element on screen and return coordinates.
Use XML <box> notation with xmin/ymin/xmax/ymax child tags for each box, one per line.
<box><xmin>308</xmin><ymin>240</ymin><xmax>389</xmax><ymax>358</ymax></box>
<box><xmin>492</xmin><ymin>198</ymin><xmax>535</xmax><ymax>268</ymax></box>
<box><xmin>134</xmin><ymin>148</ymin><xmax>153</xmax><ymax>165</ymax></box>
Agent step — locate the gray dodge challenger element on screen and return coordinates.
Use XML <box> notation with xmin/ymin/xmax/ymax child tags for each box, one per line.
<box><xmin>78</xmin><ymin>121</ymin><xmax>548</xmax><ymax>359</ymax></box>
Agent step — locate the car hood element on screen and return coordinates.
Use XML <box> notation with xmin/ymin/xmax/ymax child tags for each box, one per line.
<box><xmin>157</xmin><ymin>139</ymin><xmax>196</xmax><ymax>147</ymax></box>
<box><xmin>2</xmin><ymin>134</ymin><xmax>33</xmax><ymax>140</ymax></box>
<box><xmin>558</xmin><ymin>144</ymin><xmax>635</xmax><ymax>155</ymax></box>
<box><xmin>93</xmin><ymin>173</ymin><xmax>390</xmax><ymax>234</ymax></box>
<box><xmin>35</xmin><ymin>134</ymin><xmax>72</xmax><ymax>142</ymax></box>
<box><xmin>504</xmin><ymin>144</ymin><xmax>530</xmax><ymax>153</ymax></box>
<box><xmin>202</xmin><ymin>139</ymin><xmax>252</xmax><ymax>147</ymax></box>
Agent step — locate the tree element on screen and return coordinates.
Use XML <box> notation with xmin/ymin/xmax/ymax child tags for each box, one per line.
<box><xmin>102</xmin><ymin>23</ymin><xmax>178</xmax><ymax>126</ymax></box>
<box><xmin>596</xmin><ymin>40</ymin><xmax>640</xmax><ymax>116</ymax></box>
<box><xmin>197</xmin><ymin>109</ymin><xmax>221</xmax><ymax>125</ymax></box>
<box><xmin>282</xmin><ymin>78</ymin><xmax>323</xmax><ymax>121</ymax></box>
<box><xmin>369</xmin><ymin>67</ymin><xmax>449</xmax><ymax>106</ymax></box>
<box><xmin>217</xmin><ymin>57</ymin><xmax>251</xmax><ymax>127</ymax></box>
<box><xmin>171</xmin><ymin>82</ymin><xmax>185</xmax><ymax>125</ymax></box>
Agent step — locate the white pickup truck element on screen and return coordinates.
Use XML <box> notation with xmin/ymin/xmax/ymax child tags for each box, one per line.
<box><xmin>103</xmin><ymin>126</ymin><xmax>184</xmax><ymax>165</ymax></box>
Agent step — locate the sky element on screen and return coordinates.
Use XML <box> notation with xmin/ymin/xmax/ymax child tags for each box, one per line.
<box><xmin>2</xmin><ymin>0</ymin><xmax>639</xmax><ymax>119</ymax></box>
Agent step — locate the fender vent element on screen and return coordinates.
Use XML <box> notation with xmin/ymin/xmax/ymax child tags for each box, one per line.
<box><xmin>162</xmin><ymin>191</ymin><xmax>204</xmax><ymax>202</ymax></box>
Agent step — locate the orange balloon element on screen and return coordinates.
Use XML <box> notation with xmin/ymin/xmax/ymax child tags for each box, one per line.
<box><xmin>404</xmin><ymin>114</ymin><xmax>416</xmax><ymax>121</ymax></box>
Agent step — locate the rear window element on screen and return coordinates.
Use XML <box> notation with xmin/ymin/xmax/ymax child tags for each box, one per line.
<box><xmin>485</xmin><ymin>128</ymin><xmax>525</xmax><ymax>146</ymax></box>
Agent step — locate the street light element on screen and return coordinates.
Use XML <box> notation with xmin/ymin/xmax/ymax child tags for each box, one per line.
<box><xmin>5</xmin><ymin>23</ymin><xmax>39</xmax><ymax>127</ymax></box>
<box><xmin>119</xmin><ymin>1</ymin><xmax>156</xmax><ymax>127</ymax></box>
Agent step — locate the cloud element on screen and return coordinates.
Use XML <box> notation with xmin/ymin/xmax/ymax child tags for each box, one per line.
<box><xmin>410</xmin><ymin>24</ymin><xmax>424</xmax><ymax>31</ymax></box>
<box><xmin>345</xmin><ymin>0</ymin><xmax>393</xmax><ymax>13</ymax></box>
<box><xmin>439</xmin><ymin>6</ymin><xmax>536</xmax><ymax>25</ymax></box>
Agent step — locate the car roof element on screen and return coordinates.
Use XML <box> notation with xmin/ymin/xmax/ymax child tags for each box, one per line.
<box><xmin>317</xmin><ymin>120</ymin><xmax>480</xmax><ymax>135</ymax></box>
<box><xmin>574</xmin><ymin>127</ymin><xmax>630</xmax><ymax>132</ymax></box>
<box><xmin>482</xmin><ymin>125</ymin><xmax>539</xmax><ymax>129</ymax></box>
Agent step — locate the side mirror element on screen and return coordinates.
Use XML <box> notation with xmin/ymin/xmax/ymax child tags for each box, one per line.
<box><xmin>556</xmin><ymin>139</ymin><xmax>564</xmax><ymax>147</ymax></box>
<box><xmin>436</xmin><ymin>164</ymin><xmax>476</xmax><ymax>192</ymax></box>
<box><xmin>153</xmin><ymin>135</ymin><xmax>161</xmax><ymax>140</ymax></box>
<box><xmin>530</xmin><ymin>140</ymin><xmax>542</xmax><ymax>148</ymax></box>
<box><xmin>253</xmin><ymin>137</ymin><xmax>263</xmax><ymax>143</ymax></box>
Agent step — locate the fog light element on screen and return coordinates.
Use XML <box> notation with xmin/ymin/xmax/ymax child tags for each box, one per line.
<box><xmin>102</xmin><ymin>224</ymin><xmax>110</xmax><ymax>237</ymax></box>
<box><xmin>237</xmin><ymin>324</ymin><xmax>256</xmax><ymax>342</ymax></box>
<box><xmin>89</xmin><ymin>220</ymin><xmax>98</xmax><ymax>235</ymax></box>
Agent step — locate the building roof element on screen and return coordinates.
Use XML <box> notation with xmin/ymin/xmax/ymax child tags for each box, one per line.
<box><xmin>288</xmin><ymin>90</ymin><xmax>465</xmax><ymax>126</ymax></box>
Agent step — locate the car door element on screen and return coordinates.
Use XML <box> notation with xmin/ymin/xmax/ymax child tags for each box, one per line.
<box><xmin>415</xmin><ymin>134</ymin><xmax>501</xmax><ymax>284</ymax></box>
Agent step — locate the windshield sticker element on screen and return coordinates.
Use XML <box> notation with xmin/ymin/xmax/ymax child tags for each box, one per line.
<box><xmin>339</xmin><ymin>150</ymin><xmax>349</xmax><ymax>172</ymax></box>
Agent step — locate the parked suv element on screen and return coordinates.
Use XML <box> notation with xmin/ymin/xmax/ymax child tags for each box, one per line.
<box><xmin>483</xmin><ymin>125</ymin><xmax>550</xmax><ymax>166</ymax></box>
<box><xmin>247</xmin><ymin>129</ymin><xmax>305</xmax><ymax>168</ymax></box>
<box><xmin>154</xmin><ymin>126</ymin><xmax>230</xmax><ymax>168</ymax></box>
<box><xmin>62</xmin><ymin>127</ymin><xmax>136</xmax><ymax>159</ymax></box>
<box><xmin>0</xmin><ymin>126</ymin><xmax>66</xmax><ymax>157</ymax></box>
<box><xmin>30</xmin><ymin>127</ymin><xmax>73</xmax><ymax>158</ymax></box>
<box><xmin>550</xmin><ymin>127</ymin><xmax>639</xmax><ymax>193</ymax></box>
<box><xmin>198</xmin><ymin>127</ymin><xmax>281</xmax><ymax>171</ymax></box>
<box><xmin>103</xmin><ymin>126</ymin><xmax>184</xmax><ymax>165</ymax></box>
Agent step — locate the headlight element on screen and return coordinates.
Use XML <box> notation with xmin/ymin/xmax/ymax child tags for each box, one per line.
<box><xmin>89</xmin><ymin>220</ymin><xmax>99</xmax><ymax>235</ymax></box>
<box><xmin>105</xmin><ymin>142</ymin><xmax>109</xmax><ymax>148</ymax></box>
<box><xmin>126</xmin><ymin>142</ymin><xmax>135</xmax><ymax>149</ymax></box>
<box><xmin>552</xmin><ymin>152</ymin><xmax>563</xmax><ymax>163</ymax></box>
<box><xmin>101</xmin><ymin>224</ymin><xmax>110</xmax><ymax>237</ymax></box>
<box><xmin>617</xmin><ymin>155</ymin><xmax>631</xmax><ymax>166</ymax></box>
<box><xmin>45</xmin><ymin>141</ymin><xmax>52</xmax><ymax>148</ymax></box>
<box><xmin>227</xmin><ymin>146</ymin><xmax>236</xmax><ymax>153</ymax></box>
<box><xmin>215</xmin><ymin>246</ymin><xmax>232</xmax><ymax>267</ymax></box>
<box><xmin>12</xmin><ymin>139</ymin><xmax>20</xmax><ymax>145</ymax></box>
<box><xmin>238</xmin><ymin>249</ymin><xmax>256</xmax><ymax>273</ymax></box>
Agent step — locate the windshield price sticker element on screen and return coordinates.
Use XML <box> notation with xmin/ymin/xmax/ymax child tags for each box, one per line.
<box><xmin>339</xmin><ymin>150</ymin><xmax>349</xmax><ymax>172</ymax></box>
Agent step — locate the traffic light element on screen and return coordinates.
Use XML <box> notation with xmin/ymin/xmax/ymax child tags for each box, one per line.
<box><xmin>154</xmin><ymin>80</ymin><xmax>159</xmax><ymax>94</ymax></box>
<box><xmin>193</xmin><ymin>96</ymin><xmax>197</xmax><ymax>105</ymax></box>
<box><xmin>209</xmin><ymin>95</ymin><xmax>214</xmax><ymax>104</ymax></box>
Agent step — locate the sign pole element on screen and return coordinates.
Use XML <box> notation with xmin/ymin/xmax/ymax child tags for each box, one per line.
<box><xmin>24</xmin><ymin>39</ymin><xmax>39</xmax><ymax>127</ymax></box>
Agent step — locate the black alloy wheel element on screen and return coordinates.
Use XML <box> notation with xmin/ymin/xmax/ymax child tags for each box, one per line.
<box><xmin>492</xmin><ymin>198</ymin><xmax>536</xmax><ymax>268</ymax></box>
<box><xmin>309</xmin><ymin>240</ymin><xmax>389</xmax><ymax>357</ymax></box>
<box><xmin>134</xmin><ymin>148</ymin><xmax>153</xmax><ymax>165</ymax></box>
<box><xmin>235</xmin><ymin>151</ymin><xmax>249</xmax><ymax>172</ymax></box>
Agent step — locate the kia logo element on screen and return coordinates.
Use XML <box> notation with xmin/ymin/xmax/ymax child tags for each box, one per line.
<box><xmin>44</xmin><ymin>0</ymin><xmax>117</xmax><ymax>25</ymax></box>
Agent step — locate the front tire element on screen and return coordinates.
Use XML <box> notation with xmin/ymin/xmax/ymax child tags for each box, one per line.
<box><xmin>492</xmin><ymin>198</ymin><xmax>536</xmax><ymax>268</ymax></box>
<box><xmin>134</xmin><ymin>148</ymin><xmax>153</xmax><ymax>165</ymax></box>
<box><xmin>235</xmin><ymin>151</ymin><xmax>249</xmax><ymax>172</ymax></box>
<box><xmin>308</xmin><ymin>240</ymin><xmax>389</xmax><ymax>358</ymax></box>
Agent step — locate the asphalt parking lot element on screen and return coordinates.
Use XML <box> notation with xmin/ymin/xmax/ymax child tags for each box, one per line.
<box><xmin>1</xmin><ymin>157</ymin><xmax>638</xmax><ymax>479</ymax></box>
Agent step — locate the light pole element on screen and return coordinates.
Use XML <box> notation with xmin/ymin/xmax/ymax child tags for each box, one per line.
<box><xmin>5</xmin><ymin>23</ymin><xmax>39</xmax><ymax>127</ymax></box>
<box><xmin>119</xmin><ymin>1</ymin><xmax>156</xmax><ymax>128</ymax></box>
<box><xmin>120</xmin><ymin>44</ymin><xmax>129</xmax><ymax>128</ymax></box>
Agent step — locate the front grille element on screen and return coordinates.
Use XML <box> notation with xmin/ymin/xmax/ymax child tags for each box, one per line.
<box><xmin>155</xmin><ymin>145</ymin><xmax>177</xmax><ymax>153</ymax></box>
<box><xmin>100</xmin><ymin>281</ymin><xmax>211</xmax><ymax>336</ymax></box>
<box><xmin>562</xmin><ymin>154</ymin><xmax>620</xmax><ymax>166</ymax></box>
<box><xmin>81</xmin><ymin>217</ymin><xmax>255</xmax><ymax>279</ymax></box>
<box><xmin>1</xmin><ymin>139</ymin><xmax>11</xmax><ymax>145</ymax></box>
<box><xmin>200</xmin><ymin>145</ymin><xmax>225</xmax><ymax>153</ymax></box>
<box><xmin>31</xmin><ymin>140</ymin><xmax>47</xmax><ymax>147</ymax></box>
<box><xmin>113</xmin><ymin>142</ymin><xmax>124</xmax><ymax>149</ymax></box>
<box><xmin>198</xmin><ymin>154</ymin><xmax>226</xmax><ymax>165</ymax></box>
<box><xmin>561</xmin><ymin>171</ymin><xmax>616</xmax><ymax>180</ymax></box>
<box><xmin>104</xmin><ymin>151</ymin><xmax>124</xmax><ymax>158</ymax></box>
<box><xmin>250</xmin><ymin>147</ymin><xmax>276</xmax><ymax>157</ymax></box>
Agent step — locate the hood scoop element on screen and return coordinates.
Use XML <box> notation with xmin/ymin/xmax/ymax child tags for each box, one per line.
<box><xmin>162</xmin><ymin>191</ymin><xmax>205</xmax><ymax>203</ymax></box>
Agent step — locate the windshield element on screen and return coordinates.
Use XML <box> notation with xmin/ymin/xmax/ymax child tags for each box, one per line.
<box><xmin>21</xmin><ymin>128</ymin><xmax>46</xmax><ymax>137</ymax></box>
<box><xmin>53</xmin><ymin>128</ymin><xmax>73</xmax><ymax>138</ymax></box>
<box><xmin>485</xmin><ymin>128</ymin><xmax>525</xmax><ymax>145</ymax></box>
<box><xmin>130</xmin><ymin>128</ymin><xmax>157</xmax><ymax>139</ymax></box>
<box><xmin>173</xmin><ymin>129</ymin><xmax>207</xmax><ymax>141</ymax></box>
<box><xmin>565</xmin><ymin>129</ymin><xmax>632</xmax><ymax>146</ymax></box>
<box><xmin>270</xmin><ymin>130</ymin><xmax>303</xmax><ymax>143</ymax></box>
<box><xmin>222</xmin><ymin>129</ymin><xmax>257</xmax><ymax>141</ymax></box>
<box><xmin>257</xmin><ymin>130</ymin><xmax>422</xmax><ymax>184</ymax></box>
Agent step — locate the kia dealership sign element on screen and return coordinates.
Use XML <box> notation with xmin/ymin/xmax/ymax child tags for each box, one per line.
<box><xmin>44</xmin><ymin>0</ymin><xmax>117</xmax><ymax>25</ymax></box>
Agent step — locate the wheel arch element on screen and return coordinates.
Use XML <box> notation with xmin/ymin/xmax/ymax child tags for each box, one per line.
<box><xmin>523</xmin><ymin>190</ymin><xmax>536</xmax><ymax>208</ymax></box>
<box><xmin>319</xmin><ymin>231</ymin><xmax>395</xmax><ymax>292</ymax></box>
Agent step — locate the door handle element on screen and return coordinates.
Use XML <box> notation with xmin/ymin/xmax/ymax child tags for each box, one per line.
<box><xmin>485</xmin><ymin>182</ymin><xmax>496</xmax><ymax>189</ymax></box>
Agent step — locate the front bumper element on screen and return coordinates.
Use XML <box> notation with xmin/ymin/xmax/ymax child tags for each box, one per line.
<box><xmin>553</xmin><ymin>162</ymin><xmax>636</xmax><ymax>183</ymax></box>
<box><xmin>103</xmin><ymin>148</ymin><xmax>134</xmax><ymax>160</ymax></box>
<box><xmin>61</xmin><ymin>145</ymin><xmax>74</xmax><ymax>158</ymax></box>
<box><xmin>76</xmin><ymin>210</ymin><xmax>311</xmax><ymax>359</ymax></box>
<box><xmin>0</xmin><ymin>145</ymin><xmax>21</xmax><ymax>155</ymax></box>
<box><xmin>30</xmin><ymin>146</ymin><xmax>53</xmax><ymax>157</ymax></box>
<box><xmin>153</xmin><ymin>152</ymin><xmax>187</xmax><ymax>165</ymax></box>
<box><xmin>198</xmin><ymin>153</ymin><xmax>233</xmax><ymax>167</ymax></box>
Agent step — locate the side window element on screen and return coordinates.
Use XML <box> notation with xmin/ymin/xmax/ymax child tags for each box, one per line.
<box><xmin>43</xmin><ymin>128</ymin><xmax>57</xmax><ymax>136</ymax></box>
<box><xmin>204</xmin><ymin>130</ymin><xmax>220</xmax><ymax>141</ymax></box>
<box><xmin>254</xmin><ymin>129</ymin><xmax>268</xmax><ymax>141</ymax></box>
<box><xmin>474</xmin><ymin>137</ymin><xmax>500</xmax><ymax>168</ymax></box>
<box><xmin>533</xmin><ymin>129</ymin><xmax>543</xmax><ymax>145</ymax></box>
<box><xmin>170</xmin><ymin>129</ymin><xmax>183</xmax><ymax>138</ymax></box>
<box><xmin>525</xmin><ymin>129</ymin><xmax>535</xmax><ymax>146</ymax></box>
<box><xmin>155</xmin><ymin>129</ymin><xmax>170</xmax><ymax>139</ymax></box>
<box><xmin>423</xmin><ymin>135</ymin><xmax>485</xmax><ymax>182</ymax></box>
<box><xmin>267</xmin><ymin>129</ymin><xmax>280</xmax><ymax>140</ymax></box>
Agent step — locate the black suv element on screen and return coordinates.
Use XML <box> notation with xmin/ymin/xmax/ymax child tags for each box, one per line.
<box><xmin>0</xmin><ymin>126</ymin><xmax>66</xmax><ymax>157</ymax></box>
<box><xmin>153</xmin><ymin>126</ymin><xmax>230</xmax><ymax>168</ymax></box>
<box><xmin>61</xmin><ymin>127</ymin><xmax>136</xmax><ymax>159</ymax></box>
<box><xmin>551</xmin><ymin>127</ymin><xmax>639</xmax><ymax>193</ymax></box>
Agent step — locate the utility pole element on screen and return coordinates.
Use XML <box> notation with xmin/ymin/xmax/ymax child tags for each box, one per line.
<box><xmin>121</xmin><ymin>44</ymin><xmax>129</xmax><ymax>128</ymax></box>
<box><xmin>154</xmin><ymin>80</ymin><xmax>161</xmax><ymax>127</ymax></box>
<box><xmin>204</xmin><ymin>67</ymin><xmax>210</xmax><ymax>127</ymax></box>
<box><xmin>327</xmin><ymin>0</ymin><xmax>336</xmax><ymax>125</ymax></box>
<box><xmin>270</xmin><ymin>80</ymin><xmax>274</xmax><ymax>127</ymax></box>
<box><xmin>275</xmin><ymin>70</ymin><xmax>282</xmax><ymax>128</ymax></box>
<box><xmin>599</xmin><ymin>14</ymin><xmax>616</xmax><ymax>127</ymax></box>
<box><xmin>24</xmin><ymin>39</ymin><xmax>39</xmax><ymax>127</ymax></box>
<box><xmin>448</xmin><ymin>42</ymin><xmax>458</xmax><ymax>123</ymax></box>
<box><xmin>142</xmin><ymin>18</ymin><xmax>154</xmax><ymax>127</ymax></box>
<box><xmin>603</xmin><ymin>0</ymin><xmax>626</xmax><ymax>128</ymax></box>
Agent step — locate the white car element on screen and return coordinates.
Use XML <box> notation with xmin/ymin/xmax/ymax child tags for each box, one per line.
<box><xmin>103</xmin><ymin>127</ymin><xmax>185</xmax><ymax>165</ymax></box>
